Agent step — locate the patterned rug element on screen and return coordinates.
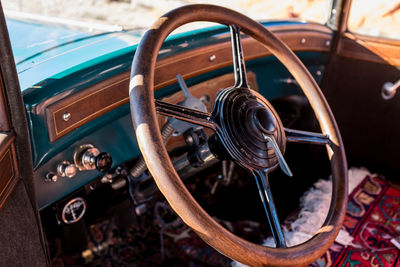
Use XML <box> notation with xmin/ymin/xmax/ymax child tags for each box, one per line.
<box><xmin>311</xmin><ymin>174</ymin><xmax>400</xmax><ymax>267</ymax></box>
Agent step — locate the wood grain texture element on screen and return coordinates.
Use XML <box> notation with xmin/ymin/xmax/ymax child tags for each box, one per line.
<box><xmin>0</xmin><ymin>74</ymin><xmax>10</xmax><ymax>131</ymax></box>
<box><xmin>46</xmin><ymin>75</ymin><xmax>129</xmax><ymax>142</ymax></box>
<box><xmin>0</xmin><ymin>133</ymin><xmax>18</xmax><ymax>211</ymax></box>
<box><xmin>161</xmin><ymin>71</ymin><xmax>257</xmax><ymax>109</ymax></box>
<box><xmin>153</xmin><ymin>27</ymin><xmax>331</xmax><ymax>90</ymax></box>
<box><xmin>45</xmin><ymin>24</ymin><xmax>331</xmax><ymax>142</ymax></box>
<box><xmin>338</xmin><ymin>33</ymin><xmax>400</xmax><ymax>66</ymax></box>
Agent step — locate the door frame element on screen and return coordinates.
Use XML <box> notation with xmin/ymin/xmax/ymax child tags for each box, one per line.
<box><xmin>0</xmin><ymin>2</ymin><xmax>49</xmax><ymax>265</ymax></box>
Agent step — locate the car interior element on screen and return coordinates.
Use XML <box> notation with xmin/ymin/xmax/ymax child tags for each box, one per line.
<box><xmin>0</xmin><ymin>0</ymin><xmax>399</xmax><ymax>266</ymax></box>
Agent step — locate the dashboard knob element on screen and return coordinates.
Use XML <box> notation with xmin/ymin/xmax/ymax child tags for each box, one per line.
<box><xmin>95</xmin><ymin>152</ymin><xmax>112</xmax><ymax>172</ymax></box>
<box><xmin>74</xmin><ymin>144</ymin><xmax>113</xmax><ymax>172</ymax></box>
<box><xmin>45</xmin><ymin>172</ymin><xmax>58</xmax><ymax>182</ymax></box>
<box><xmin>57</xmin><ymin>161</ymin><xmax>78</xmax><ymax>178</ymax></box>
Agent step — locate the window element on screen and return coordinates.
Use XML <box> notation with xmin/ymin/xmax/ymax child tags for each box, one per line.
<box><xmin>348</xmin><ymin>0</ymin><xmax>400</xmax><ymax>40</ymax></box>
<box><xmin>3</xmin><ymin>0</ymin><xmax>333</xmax><ymax>32</ymax></box>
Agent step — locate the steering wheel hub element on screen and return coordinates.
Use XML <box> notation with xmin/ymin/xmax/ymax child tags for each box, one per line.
<box><xmin>214</xmin><ymin>87</ymin><xmax>286</xmax><ymax>170</ymax></box>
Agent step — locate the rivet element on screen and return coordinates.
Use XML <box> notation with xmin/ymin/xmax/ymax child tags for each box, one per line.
<box><xmin>300</xmin><ymin>38</ymin><xmax>306</xmax><ymax>44</ymax></box>
<box><xmin>325</xmin><ymin>40</ymin><xmax>331</xmax><ymax>47</ymax></box>
<box><xmin>62</xmin><ymin>112</ymin><xmax>71</xmax><ymax>122</ymax></box>
<box><xmin>209</xmin><ymin>54</ymin><xmax>216</xmax><ymax>62</ymax></box>
<box><xmin>316</xmin><ymin>70</ymin><xmax>322</xmax><ymax>76</ymax></box>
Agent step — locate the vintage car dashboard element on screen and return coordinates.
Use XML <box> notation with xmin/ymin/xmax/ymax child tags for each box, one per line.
<box><xmin>15</xmin><ymin>20</ymin><xmax>333</xmax><ymax>210</ymax></box>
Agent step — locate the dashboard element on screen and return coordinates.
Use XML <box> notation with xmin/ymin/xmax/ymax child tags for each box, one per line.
<box><xmin>21</xmin><ymin>22</ymin><xmax>332</xmax><ymax>209</ymax></box>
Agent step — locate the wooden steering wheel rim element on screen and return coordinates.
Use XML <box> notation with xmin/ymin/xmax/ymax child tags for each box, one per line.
<box><xmin>129</xmin><ymin>4</ymin><xmax>348</xmax><ymax>266</ymax></box>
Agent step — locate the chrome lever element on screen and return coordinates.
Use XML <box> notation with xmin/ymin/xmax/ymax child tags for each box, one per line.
<box><xmin>382</xmin><ymin>79</ymin><xmax>400</xmax><ymax>100</ymax></box>
<box><xmin>263</xmin><ymin>134</ymin><xmax>293</xmax><ymax>177</ymax></box>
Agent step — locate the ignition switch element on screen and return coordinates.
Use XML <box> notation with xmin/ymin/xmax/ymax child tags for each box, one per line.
<box><xmin>74</xmin><ymin>144</ymin><xmax>113</xmax><ymax>172</ymax></box>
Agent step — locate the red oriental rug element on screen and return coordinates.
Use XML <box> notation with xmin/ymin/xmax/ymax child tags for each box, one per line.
<box><xmin>311</xmin><ymin>174</ymin><xmax>400</xmax><ymax>267</ymax></box>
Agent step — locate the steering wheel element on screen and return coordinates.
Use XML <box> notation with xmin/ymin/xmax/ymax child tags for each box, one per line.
<box><xmin>129</xmin><ymin>4</ymin><xmax>348</xmax><ymax>266</ymax></box>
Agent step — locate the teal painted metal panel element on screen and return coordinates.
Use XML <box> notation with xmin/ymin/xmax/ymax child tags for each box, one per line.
<box><xmin>6</xmin><ymin>18</ymin><xmax>92</xmax><ymax>64</ymax></box>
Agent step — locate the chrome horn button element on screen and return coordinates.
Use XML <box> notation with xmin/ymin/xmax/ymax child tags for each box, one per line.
<box><xmin>213</xmin><ymin>87</ymin><xmax>286</xmax><ymax>171</ymax></box>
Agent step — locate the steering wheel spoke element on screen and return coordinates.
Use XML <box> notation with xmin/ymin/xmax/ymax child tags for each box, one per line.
<box><xmin>285</xmin><ymin>127</ymin><xmax>332</xmax><ymax>146</ymax></box>
<box><xmin>252</xmin><ymin>169</ymin><xmax>286</xmax><ymax>248</ymax></box>
<box><xmin>229</xmin><ymin>25</ymin><xmax>248</xmax><ymax>89</ymax></box>
<box><xmin>155</xmin><ymin>99</ymin><xmax>218</xmax><ymax>131</ymax></box>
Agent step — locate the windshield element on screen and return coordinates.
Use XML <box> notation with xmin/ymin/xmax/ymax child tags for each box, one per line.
<box><xmin>3</xmin><ymin>0</ymin><xmax>333</xmax><ymax>32</ymax></box>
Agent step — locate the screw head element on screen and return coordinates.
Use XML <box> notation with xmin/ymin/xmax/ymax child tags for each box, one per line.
<box><xmin>325</xmin><ymin>40</ymin><xmax>331</xmax><ymax>47</ymax></box>
<box><xmin>62</xmin><ymin>112</ymin><xmax>71</xmax><ymax>122</ymax></box>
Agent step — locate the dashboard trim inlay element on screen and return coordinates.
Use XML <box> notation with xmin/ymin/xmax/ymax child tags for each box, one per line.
<box><xmin>45</xmin><ymin>25</ymin><xmax>332</xmax><ymax>142</ymax></box>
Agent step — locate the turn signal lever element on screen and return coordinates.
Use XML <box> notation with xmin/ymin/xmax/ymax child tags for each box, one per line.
<box><xmin>74</xmin><ymin>144</ymin><xmax>112</xmax><ymax>172</ymax></box>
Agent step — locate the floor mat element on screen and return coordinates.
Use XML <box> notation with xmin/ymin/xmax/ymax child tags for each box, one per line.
<box><xmin>311</xmin><ymin>173</ymin><xmax>400</xmax><ymax>267</ymax></box>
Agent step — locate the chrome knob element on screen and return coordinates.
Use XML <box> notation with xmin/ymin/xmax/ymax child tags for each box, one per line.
<box><xmin>45</xmin><ymin>172</ymin><xmax>58</xmax><ymax>182</ymax></box>
<box><xmin>57</xmin><ymin>161</ymin><xmax>78</xmax><ymax>178</ymax></box>
<box><xmin>81</xmin><ymin>147</ymin><xmax>100</xmax><ymax>170</ymax></box>
<box><xmin>95</xmin><ymin>152</ymin><xmax>113</xmax><ymax>172</ymax></box>
<box><xmin>74</xmin><ymin>144</ymin><xmax>112</xmax><ymax>172</ymax></box>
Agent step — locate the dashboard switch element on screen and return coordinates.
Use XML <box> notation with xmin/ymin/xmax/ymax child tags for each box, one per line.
<box><xmin>74</xmin><ymin>144</ymin><xmax>112</xmax><ymax>172</ymax></box>
<box><xmin>45</xmin><ymin>172</ymin><xmax>58</xmax><ymax>183</ymax></box>
<box><xmin>57</xmin><ymin>161</ymin><xmax>78</xmax><ymax>178</ymax></box>
<box><xmin>95</xmin><ymin>152</ymin><xmax>113</xmax><ymax>172</ymax></box>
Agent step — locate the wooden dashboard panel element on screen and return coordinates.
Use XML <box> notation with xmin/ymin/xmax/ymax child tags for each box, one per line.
<box><xmin>45</xmin><ymin>24</ymin><xmax>332</xmax><ymax>142</ymax></box>
<box><xmin>161</xmin><ymin>71</ymin><xmax>258</xmax><ymax>110</ymax></box>
<box><xmin>46</xmin><ymin>75</ymin><xmax>129</xmax><ymax>142</ymax></box>
<box><xmin>0</xmin><ymin>75</ymin><xmax>10</xmax><ymax>131</ymax></box>
<box><xmin>0</xmin><ymin>133</ymin><xmax>18</xmax><ymax>210</ymax></box>
<box><xmin>338</xmin><ymin>33</ymin><xmax>400</xmax><ymax>66</ymax></box>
